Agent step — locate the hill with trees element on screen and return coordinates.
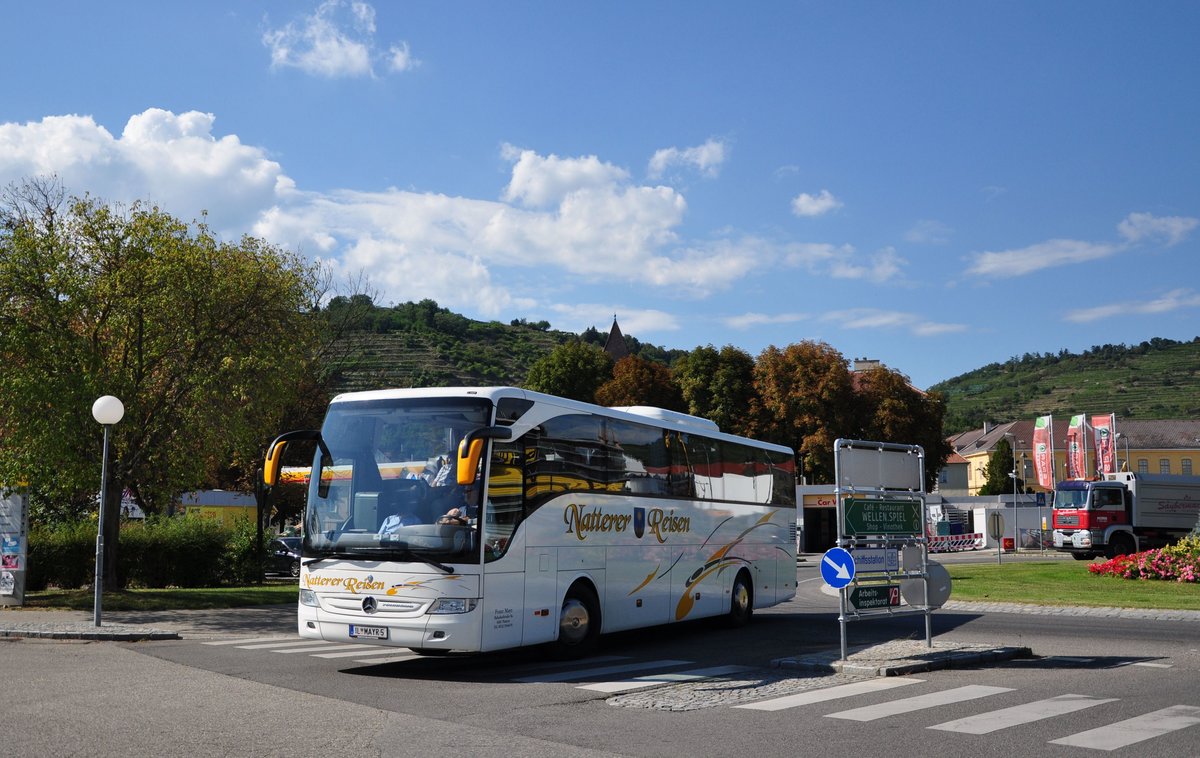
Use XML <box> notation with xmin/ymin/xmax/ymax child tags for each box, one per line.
<box><xmin>930</xmin><ymin>337</ymin><xmax>1200</xmax><ymax>434</ymax></box>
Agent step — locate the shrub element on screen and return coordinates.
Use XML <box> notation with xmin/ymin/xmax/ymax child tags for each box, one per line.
<box><xmin>26</xmin><ymin>521</ymin><xmax>96</xmax><ymax>591</ymax></box>
<box><xmin>1088</xmin><ymin>535</ymin><xmax>1200</xmax><ymax>583</ymax></box>
<box><xmin>28</xmin><ymin>516</ymin><xmax>270</xmax><ymax>589</ymax></box>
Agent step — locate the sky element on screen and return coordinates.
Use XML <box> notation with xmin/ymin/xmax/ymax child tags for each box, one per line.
<box><xmin>2</xmin><ymin>2</ymin><xmax>1198</xmax><ymax>390</ymax></box>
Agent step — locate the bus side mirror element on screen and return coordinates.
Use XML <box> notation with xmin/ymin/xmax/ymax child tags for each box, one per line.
<box><xmin>264</xmin><ymin>440</ymin><xmax>287</xmax><ymax>488</ymax></box>
<box><xmin>457</xmin><ymin>426</ymin><xmax>513</xmax><ymax>485</ymax></box>
<box><xmin>262</xmin><ymin>429</ymin><xmax>323</xmax><ymax>488</ymax></box>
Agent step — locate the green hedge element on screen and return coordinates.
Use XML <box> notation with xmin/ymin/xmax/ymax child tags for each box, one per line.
<box><xmin>26</xmin><ymin>517</ymin><xmax>267</xmax><ymax>591</ymax></box>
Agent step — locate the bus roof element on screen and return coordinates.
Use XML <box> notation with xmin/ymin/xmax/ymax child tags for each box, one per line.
<box><xmin>328</xmin><ymin>386</ymin><xmax>794</xmax><ymax>456</ymax></box>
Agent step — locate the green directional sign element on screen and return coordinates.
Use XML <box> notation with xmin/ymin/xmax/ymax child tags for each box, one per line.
<box><xmin>843</xmin><ymin>498</ymin><xmax>922</xmax><ymax>536</ymax></box>
<box><xmin>849</xmin><ymin>584</ymin><xmax>900</xmax><ymax>610</ymax></box>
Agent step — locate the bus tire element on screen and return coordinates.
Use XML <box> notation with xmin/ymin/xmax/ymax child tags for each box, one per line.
<box><xmin>1106</xmin><ymin>533</ymin><xmax>1136</xmax><ymax>559</ymax></box>
<box><xmin>726</xmin><ymin>570</ymin><xmax>754</xmax><ymax>628</ymax></box>
<box><xmin>548</xmin><ymin>583</ymin><xmax>601</xmax><ymax>660</ymax></box>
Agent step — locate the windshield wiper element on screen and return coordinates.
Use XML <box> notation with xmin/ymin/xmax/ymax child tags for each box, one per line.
<box><xmin>302</xmin><ymin>552</ymin><xmax>361</xmax><ymax>568</ymax></box>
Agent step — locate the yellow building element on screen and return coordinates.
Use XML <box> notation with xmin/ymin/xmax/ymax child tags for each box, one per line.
<box><xmin>945</xmin><ymin>419</ymin><xmax>1200</xmax><ymax>495</ymax></box>
<box><xmin>178</xmin><ymin>490</ymin><xmax>257</xmax><ymax>526</ymax></box>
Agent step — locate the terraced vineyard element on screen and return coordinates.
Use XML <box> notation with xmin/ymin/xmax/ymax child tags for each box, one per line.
<box><xmin>330</xmin><ymin>322</ymin><xmax>572</xmax><ymax>393</ymax></box>
<box><xmin>932</xmin><ymin>338</ymin><xmax>1200</xmax><ymax>434</ymax></box>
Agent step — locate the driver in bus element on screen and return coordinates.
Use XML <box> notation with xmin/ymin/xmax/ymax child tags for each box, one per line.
<box><xmin>438</xmin><ymin>483</ymin><xmax>479</xmax><ymax>526</ymax></box>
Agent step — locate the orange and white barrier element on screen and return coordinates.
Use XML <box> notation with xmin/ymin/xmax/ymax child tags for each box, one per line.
<box><xmin>927</xmin><ymin>533</ymin><xmax>983</xmax><ymax>552</ymax></box>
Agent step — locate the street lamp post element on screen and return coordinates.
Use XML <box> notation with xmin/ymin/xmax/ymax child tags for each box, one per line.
<box><xmin>1005</xmin><ymin>432</ymin><xmax>1018</xmax><ymax>554</ymax></box>
<box><xmin>92</xmin><ymin>395</ymin><xmax>125</xmax><ymax>627</ymax></box>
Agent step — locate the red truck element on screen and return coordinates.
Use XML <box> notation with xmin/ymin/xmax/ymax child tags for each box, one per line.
<box><xmin>1052</xmin><ymin>472</ymin><xmax>1200</xmax><ymax>560</ymax></box>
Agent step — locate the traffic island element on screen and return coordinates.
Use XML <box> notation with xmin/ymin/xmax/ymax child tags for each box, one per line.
<box><xmin>0</xmin><ymin>620</ymin><xmax>179</xmax><ymax>641</ymax></box>
<box><xmin>772</xmin><ymin>639</ymin><xmax>1033</xmax><ymax>677</ymax></box>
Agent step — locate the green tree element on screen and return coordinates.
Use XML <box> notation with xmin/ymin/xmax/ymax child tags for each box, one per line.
<box><xmin>747</xmin><ymin>341</ymin><xmax>857</xmax><ymax>484</ymax></box>
<box><xmin>673</xmin><ymin>344</ymin><xmax>756</xmax><ymax>435</ymax></box>
<box><xmin>523</xmin><ymin>341</ymin><xmax>613</xmax><ymax>402</ymax></box>
<box><xmin>0</xmin><ymin>180</ymin><xmax>323</xmax><ymax>579</ymax></box>
<box><xmin>979</xmin><ymin>437</ymin><xmax>1017</xmax><ymax>495</ymax></box>
<box><xmin>595</xmin><ymin>355</ymin><xmax>686</xmax><ymax>411</ymax></box>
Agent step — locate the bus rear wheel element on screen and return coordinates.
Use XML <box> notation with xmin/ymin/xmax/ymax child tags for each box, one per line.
<box><xmin>548</xmin><ymin>583</ymin><xmax>601</xmax><ymax>660</ymax></box>
<box><xmin>726</xmin><ymin>570</ymin><xmax>754</xmax><ymax>628</ymax></box>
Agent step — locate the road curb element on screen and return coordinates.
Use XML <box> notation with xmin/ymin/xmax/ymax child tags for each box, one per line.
<box><xmin>772</xmin><ymin>641</ymin><xmax>1033</xmax><ymax>677</ymax></box>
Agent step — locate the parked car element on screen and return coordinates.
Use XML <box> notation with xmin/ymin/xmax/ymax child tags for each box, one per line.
<box><xmin>266</xmin><ymin>537</ymin><xmax>301</xmax><ymax>577</ymax></box>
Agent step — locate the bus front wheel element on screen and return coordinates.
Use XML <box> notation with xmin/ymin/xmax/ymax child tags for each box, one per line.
<box><xmin>548</xmin><ymin>583</ymin><xmax>601</xmax><ymax>659</ymax></box>
<box><xmin>726</xmin><ymin>570</ymin><xmax>754</xmax><ymax>628</ymax></box>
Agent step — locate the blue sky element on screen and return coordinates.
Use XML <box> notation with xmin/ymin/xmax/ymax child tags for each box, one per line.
<box><xmin>3</xmin><ymin>2</ymin><xmax>1197</xmax><ymax>390</ymax></box>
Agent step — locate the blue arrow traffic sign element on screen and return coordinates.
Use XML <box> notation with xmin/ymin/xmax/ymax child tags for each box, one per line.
<box><xmin>821</xmin><ymin>547</ymin><xmax>856</xmax><ymax>589</ymax></box>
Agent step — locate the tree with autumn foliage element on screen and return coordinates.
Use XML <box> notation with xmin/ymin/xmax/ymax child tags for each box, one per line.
<box><xmin>747</xmin><ymin>341</ymin><xmax>856</xmax><ymax>484</ymax></box>
<box><xmin>595</xmin><ymin>355</ymin><xmax>686</xmax><ymax>411</ymax></box>
<box><xmin>672</xmin><ymin>344</ymin><xmax>756</xmax><ymax>435</ymax></box>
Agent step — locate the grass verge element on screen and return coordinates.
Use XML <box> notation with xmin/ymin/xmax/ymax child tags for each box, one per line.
<box><xmin>18</xmin><ymin>583</ymin><xmax>299</xmax><ymax>611</ymax></box>
<box><xmin>945</xmin><ymin>560</ymin><xmax>1200</xmax><ymax>611</ymax></box>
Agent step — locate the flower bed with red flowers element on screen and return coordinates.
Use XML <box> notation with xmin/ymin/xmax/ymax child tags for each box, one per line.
<box><xmin>1088</xmin><ymin>535</ymin><xmax>1200</xmax><ymax>582</ymax></box>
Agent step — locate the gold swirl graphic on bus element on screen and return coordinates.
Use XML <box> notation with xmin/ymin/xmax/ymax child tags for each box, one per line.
<box><xmin>385</xmin><ymin>575</ymin><xmax>465</xmax><ymax>595</ymax></box>
<box><xmin>675</xmin><ymin>512</ymin><xmax>777</xmax><ymax>621</ymax></box>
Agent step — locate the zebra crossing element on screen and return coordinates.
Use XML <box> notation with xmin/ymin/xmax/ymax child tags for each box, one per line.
<box><xmin>198</xmin><ymin>636</ymin><xmax>1200</xmax><ymax>750</ymax></box>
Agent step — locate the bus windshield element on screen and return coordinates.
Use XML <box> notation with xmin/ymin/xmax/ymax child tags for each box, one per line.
<box><xmin>303</xmin><ymin>396</ymin><xmax>492</xmax><ymax>563</ymax></box>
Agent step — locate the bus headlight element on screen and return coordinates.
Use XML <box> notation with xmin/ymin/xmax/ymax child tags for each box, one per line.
<box><xmin>300</xmin><ymin>589</ymin><xmax>319</xmax><ymax>607</ymax></box>
<box><xmin>428</xmin><ymin>598</ymin><xmax>477</xmax><ymax>615</ymax></box>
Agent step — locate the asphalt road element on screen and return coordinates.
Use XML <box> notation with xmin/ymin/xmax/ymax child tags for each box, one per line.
<box><xmin>5</xmin><ymin>563</ymin><xmax>1199</xmax><ymax>757</ymax></box>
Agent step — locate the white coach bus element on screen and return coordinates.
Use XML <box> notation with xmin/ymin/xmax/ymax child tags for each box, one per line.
<box><xmin>261</xmin><ymin>386</ymin><xmax>797</xmax><ymax>657</ymax></box>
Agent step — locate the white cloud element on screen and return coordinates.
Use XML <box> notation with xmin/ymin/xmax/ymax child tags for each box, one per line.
<box><xmin>904</xmin><ymin>219</ymin><xmax>952</xmax><ymax>245</ymax></box>
<box><xmin>791</xmin><ymin>189</ymin><xmax>842</xmax><ymax>217</ymax></box>
<box><xmin>500</xmin><ymin>144</ymin><xmax>630</xmax><ymax>208</ymax></box>
<box><xmin>0</xmin><ymin>110</ymin><xmax>290</xmax><ymax>235</ymax></box>
<box><xmin>548</xmin><ymin>303</ymin><xmax>681</xmax><ymax>337</ymax></box>
<box><xmin>646</xmin><ymin>138</ymin><xmax>727</xmax><ymax>179</ymax></box>
<box><xmin>387</xmin><ymin>42</ymin><xmax>415</xmax><ymax>72</ymax></box>
<box><xmin>823</xmin><ymin>308</ymin><xmax>967</xmax><ymax>337</ymax></box>
<box><xmin>1065</xmin><ymin>288</ymin><xmax>1200</xmax><ymax>324</ymax></box>
<box><xmin>724</xmin><ymin>312</ymin><xmax>808</xmax><ymax>330</ymax></box>
<box><xmin>782</xmin><ymin>242</ymin><xmax>906</xmax><ymax>284</ymax></box>
<box><xmin>967</xmin><ymin>211</ymin><xmax>1198</xmax><ymax>280</ymax></box>
<box><xmin>828</xmin><ymin>246</ymin><xmax>906</xmax><ymax>284</ymax></box>
<box><xmin>0</xmin><ymin>108</ymin><xmax>920</xmax><ymax>328</ymax></box>
<box><xmin>966</xmin><ymin>239</ymin><xmax>1118</xmax><ymax>278</ymax></box>
<box><xmin>1117</xmin><ymin>212</ymin><xmax>1198</xmax><ymax>246</ymax></box>
<box><xmin>262</xmin><ymin>0</ymin><xmax>416</xmax><ymax>78</ymax></box>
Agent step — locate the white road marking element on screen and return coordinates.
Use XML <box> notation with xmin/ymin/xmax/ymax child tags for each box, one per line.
<box><xmin>273</xmin><ymin>644</ymin><xmax>369</xmax><ymax>654</ymax></box>
<box><xmin>929</xmin><ymin>693</ymin><xmax>1117</xmax><ymax>734</ymax></box>
<box><xmin>513</xmin><ymin>659</ymin><xmax>692</xmax><ymax>684</ymax></box>
<box><xmin>578</xmin><ymin>665</ymin><xmax>754</xmax><ymax>693</ymax></box>
<box><xmin>733</xmin><ymin>677</ymin><xmax>923</xmax><ymax>712</ymax></box>
<box><xmin>1050</xmin><ymin>704</ymin><xmax>1200</xmax><ymax>750</ymax></box>
<box><xmin>826</xmin><ymin>685</ymin><xmax>1013</xmax><ymax>721</ymax></box>
<box><xmin>236</xmin><ymin>640</ymin><xmax>339</xmax><ymax>650</ymax></box>
<box><xmin>203</xmin><ymin>636</ymin><xmax>295</xmax><ymax>646</ymax></box>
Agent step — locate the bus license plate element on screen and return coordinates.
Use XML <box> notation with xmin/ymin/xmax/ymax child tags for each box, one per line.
<box><xmin>349</xmin><ymin>624</ymin><xmax>388</xmax><ymax>640</ymax></box>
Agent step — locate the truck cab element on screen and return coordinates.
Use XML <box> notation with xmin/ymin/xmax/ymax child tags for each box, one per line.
<box><xmin>1052</xmin><ymin>480</ymin><xmax>1132</xmax><ymax>559</ymax></box>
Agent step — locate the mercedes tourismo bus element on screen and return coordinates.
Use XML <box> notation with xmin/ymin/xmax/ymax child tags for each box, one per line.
<box><xmin>261</xmin><ymin>386</ymin><xmax>797</xmax><ymax>657</ymax></box>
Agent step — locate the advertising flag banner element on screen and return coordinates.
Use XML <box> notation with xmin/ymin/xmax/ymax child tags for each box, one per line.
<box><xmin>1033</xmin><ymin>415</ymin><xmax>1055</xmax><ymax>489</ymax></box>
<box><xmin>1092</xmin><ymin>414</ymin><xmax>1117</xmax><ymax>476</ymax></box>
<box><xmin>1065</xmin><ymin>414</ymin><xmax>1087</xmax><ymax>480</ymax></box>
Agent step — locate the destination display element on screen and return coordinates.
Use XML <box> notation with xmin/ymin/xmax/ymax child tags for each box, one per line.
<box><xmin>843</xmin><ymin>497</ymin><xmax>922</xmax><ymax>536</ymax></box>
